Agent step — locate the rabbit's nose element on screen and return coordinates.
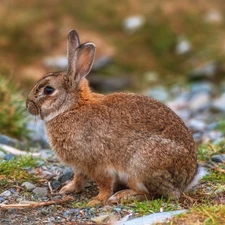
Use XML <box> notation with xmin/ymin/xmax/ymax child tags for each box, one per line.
<box><xmin>26</xmin><ymin>99</ymin><xmax>39</xmax><ymax>115</ymax></box>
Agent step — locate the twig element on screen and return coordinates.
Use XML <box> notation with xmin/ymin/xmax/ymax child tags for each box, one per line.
<box><xmin>0</xmin><ymin>144</ymin><xmax>40</xmax><ymax>157</ymax></box>
<box><xmin>0</xmin><ymin>196</ymin><xmax>73</xmax><ymax>210</ymax></box>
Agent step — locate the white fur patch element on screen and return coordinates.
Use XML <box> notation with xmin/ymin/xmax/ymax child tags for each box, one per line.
<box><xmin>108</xmin><ymin>168</ymin><xmax>129</xmax><ymax>184</ymax></box>
<box><xmin>135</xmin><ymin>182</ymin><xmax>149</xmax><ymax>194</ymax></box>
<box><xmin>185</xmin><ymin>165</ymin><xmax>208</xmax><ymax>192</ymax></box>
<box><xmin>44</xmin><ymin>111</ymin><xmax>62</xmax><ymax>123</ymax></box>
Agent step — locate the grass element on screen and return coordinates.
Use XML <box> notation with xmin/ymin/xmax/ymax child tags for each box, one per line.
<box><xmin>0</xmin><ymin>156</ymin><xmax>40</xmax><ymax>188</ymax></box>
<box><xmin>162</xmin><ymin>204</ymin><xmax>225</xmax><ymax>225</ymax></box>
<box><xmin>130</xmin><ymin>197</ymin><xmax>179</xmax><ymax>216</ymax></box>
<box><xmin>0</xmin><ymin>71</ymin><xmax>29</xmax><ymax>139</ymax></box>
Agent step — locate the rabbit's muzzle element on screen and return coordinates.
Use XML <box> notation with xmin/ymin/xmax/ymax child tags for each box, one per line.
<box><xmin>26</xmin><ymin>99</ymin><xmax>39</xmax><ymax>116</ymax></box>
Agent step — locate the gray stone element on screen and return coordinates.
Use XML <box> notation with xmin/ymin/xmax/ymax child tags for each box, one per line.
<box><xmin>145</xmin><ymin>86</ymin><xmax>169</xmax><ymax>102</ymax></box>
<box><xmin>0</xmin><ymin>190</ymin><xmax>11</xmax><ymax>197</ymax></box>
<box><xmin>188</xmin><ymin>92</ymin><xmax>211</xmax><ymax>112</ymax></box>
<box><xmin>115</xmin><ymin>210</ymin><xmax>186</xmax><ymax>225</ymax></box>
<box><xmin>211</xmin><ymin>154</ymin><xmax>225</xmax><ymax>163</ymax></box>
<box><xmin>0</xmin><ymin>197</ymin><xmax>5</xmax><ymax>203</ymax></box>
<box><xmin>188</xmin><ymin>119</ymin><xmax>206</xmax><ymax>132</ymax></box>
<box><xmin>176</xmin><ymin>36</ymin><xmax>191</xmax><ymax>55</ymax></box>
<box><xmin>32</xmin><ymin>187</ymin><xmax>48</xmax><ymax>197</ymax></box>
<box><xmin>3</xmin><ymin>153</ymin><xmax>15</xmax><ymax>161</ymax></box>
<box><xmin>211</xmin><ymin>93</ymin><xmax>225</xmax><ymax>112</ymax></box>
<box><xmin>22</xmin><ymin>182</ymin><xmax>36</xmax><ymax>191</ymax></box>
<box><xmin>0</xmin><ymin>134</ymin><xmax>25</xmax><ymax>149</ymax></box>
<box><xmin>51</xmin><ymin>180</ymin><xmax>61</xmax><ymax>190</ymax></box>
<box><xmin>58</xmin><ymin>169</ymin><xmax>74</xmax><ymax>184</ymax></box>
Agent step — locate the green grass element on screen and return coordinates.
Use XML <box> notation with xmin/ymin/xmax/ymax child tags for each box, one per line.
<box><xmin>0</xmin><ymin>156</ymin><xmax>40</xmax><ymax>188</ymax></box>
<box><xmin>130</xmin><ymin>198</ymin><xmax>179</xmax><ymax>216</ymax></box>
<box><xmin>0</xmin><ymin>71</ymin><xmax>29</xmax><ymax>139</ymax></box>
<box><xmin>161</xmin><ymin>204</ymin><xmax>225</xmax><ymax>225</ymax></box>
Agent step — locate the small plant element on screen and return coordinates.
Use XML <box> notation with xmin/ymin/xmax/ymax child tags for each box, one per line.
<box><xmin>130</xmin><ymin>198</ymin><xmax>179</xmax><ymax>216</ymax></box>
<box><xmin>0</xmin><ymin>72</ymin><xmax>29</xmax><ymax>139</ymax></box>
<box><xmin>0</xmin><ymin>155</ymin><xmax>40</xmax><ymax>188</ymax></box>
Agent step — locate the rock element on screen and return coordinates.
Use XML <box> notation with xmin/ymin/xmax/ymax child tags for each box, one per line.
<box><xmin>58</xmin><ymin>169</ymin><xmax>74</xmax><ymax>184</ymax></box>
<box><xmin>26</xmin><ymin>117</ymin><xmax>49</xmax><ymax>148</ymax></box>
<box><xmin>22</xmin><ymin>182</ymin><xmax>36</xmax><ymax>191</ymax></box>
<box><xmin>188</xmin><ymin>119</ymin><xmax>206</xmax><ymax>132</ymax></box>
<box><xmin>0</xmin><ymin>134</ymin><xmax>25</xmax><ymax>149</ymax></box>
<box><xmin>0</xmin><ymin>190</ymin><xmax>11</xmax><ymax>197</ymax></box>
<box><xmin>32</xmin><ymin>187</ymin><xmax>48</xmax><ymax>197</ymax></box>
<box><xmin>115</xmin><ymin>210</ymin><xmax>186</xmax><ymax>225</ymax></box>
<box><xmin>63</xmin><ymin>209</ymin><xmax>80</xmax><ymax>217</ymax></box>
<box><xmin>211</xmin><ymin>154</ymin><xmax>225</xmax><ymax>163</ymax></box>
<box><xmin>188</xmin><ymin>92</ymin><xmax>211</xmax><ymax>112</ymax></box>
<box><xmin>188</xmin><ymin>62</ymin><xmax>221</xmax><ymax>81</ymax></box>
<box><xmin>88</xmin><ymin>76</ymin><xmax>131</xmax><ymax>92</ymax></box>
<box><xmin>145</xmin><ymin>86</ymin><xmax>169</xmax><ymax>102</ymax></box>
<box><xmin>176</xmin><ymin>36</ymin><xmax>191</xmax><ymax>55</ymax></box>
<box><xmin>40</xmin><ymin>149</ymin><xmax>54</xmax><ymax>160</ymax></box>
<box><xmin>42</xmin><ymin>170</ymin><xmax>54</xmax><ymax>180</ymax></box>
<box><xmin>92</xmin><ymin>56</ymin><xmax>111</xmax><ymax>71</ymax></box>
<box><xmin>51</xmin><ymin>180</ymin><xmax>61</xmax><ymax>190</ymax></box>
<box><xmin>3</xmin><ymin>153</ymin><xmax>15</xmax><ymax>161</ymax></box>
<box><xmin>0</xmin><ymin>197</ymin><xmax>5</xmax><ymax>203</ymax></box>
<box><xmin>211</xmin><ymin>93</ymin><xmax>225</xmax><ymax>112</ymax></box>
<box><xmin>123</xmin><ymin>15</ymin><xmax>145</xmax><ymax>32</ymax></box>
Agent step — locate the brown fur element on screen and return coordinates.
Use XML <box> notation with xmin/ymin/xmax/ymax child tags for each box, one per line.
<box><xmin>26</xmin><ymin>30</ymin><xmax>197</xmax><ymax>205</ymax></box>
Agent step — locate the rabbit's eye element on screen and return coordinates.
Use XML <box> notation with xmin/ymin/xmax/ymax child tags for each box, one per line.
<box><xmin>44</xmin><ymin>86</ymin><xmax>55</xmax><ymax>95</ymax></box>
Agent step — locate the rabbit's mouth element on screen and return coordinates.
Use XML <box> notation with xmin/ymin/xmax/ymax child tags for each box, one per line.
<box><xmin>26</xmin><ymin>99</ymin><xmax>40</xmax><ymax>116</ymax></box>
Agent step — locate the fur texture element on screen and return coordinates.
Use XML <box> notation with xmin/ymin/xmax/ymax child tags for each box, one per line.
<box><xmin>26</xmin><ymin>30</ymin><xmax>199</xmax><ymax>205</ymax></box>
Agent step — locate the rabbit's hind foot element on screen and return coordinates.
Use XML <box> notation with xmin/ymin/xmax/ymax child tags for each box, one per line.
<box><xmin>108</xmin><ymin>189</ymin><xmax>151</xmax><ymax>204</ymax></box>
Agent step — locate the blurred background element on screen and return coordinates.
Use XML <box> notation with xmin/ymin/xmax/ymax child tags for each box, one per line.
<box><xmin>0</xmin><ymin>0</ymin><xmax>225</xmax><ymax>145</ymax></box>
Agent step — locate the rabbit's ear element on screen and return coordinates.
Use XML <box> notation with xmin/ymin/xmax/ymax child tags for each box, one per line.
<box><xmin>73</xmin><ymin>43</ymin><xmax>95</xmax><ymax>83</ymax></box>
<box><xmin>67</xmin><ymin>30</ymin><xmax>80</xmax><ymax>75</ymax></box>
<box><xmin>65</xmin><ymin>39</ymin><xmax>95</xmax><ymax>90</ymax></box>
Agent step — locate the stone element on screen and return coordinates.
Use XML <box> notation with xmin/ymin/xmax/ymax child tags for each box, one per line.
<box><xmin>211</xmin><ymin>154</ymin><xmax>225</xmax><ymax>163</ymax></box>
<box><xmin>145</xmin><ymin>86</ymin><xmax>169</xmax><ymax>102</ymax></box>
<box><xmin>211</xmin><ymin>93</ymin><xmax>225</xmax><ymax>112</ymax></box>
<box><xmin>0</xmin><ymin>190</ymin><xmax>11</xmax><ymax>197</ymax></box>
<box><xmin>3</xmin><ymin>153</ymin><xmax>15</xmax><ymax>161</ymax></box>
<box><xmin>32</xmin><ymin>187</ymin><xmax>48</xmax><ymax>197</ymax></box>
<box><xmin>0</xmin><ymin>197</ymin><xmax>5</xmax><ymax>203</ymax></box>
<box><xmin>0</xmin><ymin>134</ymin><xmax>25</xmax><ymax>149</ymax></box>
<box><xmin>176</xmin><ymin>36</ymin><xmax>191</xmax><ymax>55</ymax></box>
<box><xmin>123</xmin><ymin>16</ymin><xmax>145</xmax><ymax>32</ymax></box>
<box><xmin>188</xmin><ymin>92</ymin><xmax>211</xmax><ymax>112</ymax></box>
<box><xmin>188</xmin><ymin>119</ymin><xmax>206</xmax><ymax>132</ymax></box>
<box><xmin>51</xmin><ymin>180</ymin><xmax>61</xmax><ymax>190</ymax></box>
<box><xmin>58</xmin><ymin>169</ymin><xmax>74</xmax><ymax>184</ymax></box>
<box><xmin>115</xmin><ymin>210</ymin><xmax>186</xmax><ymax>225</ymax></box>
<box><xmin>22</xmin><ymin>182</ymin><xmax>36</xmax><ymax>191</ymax></box>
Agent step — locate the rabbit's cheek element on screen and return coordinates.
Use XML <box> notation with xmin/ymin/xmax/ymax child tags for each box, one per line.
<box><xmin>26</xmin><ymin>100</ymin><xmax>39</xmax><ymax>115</ymax></box>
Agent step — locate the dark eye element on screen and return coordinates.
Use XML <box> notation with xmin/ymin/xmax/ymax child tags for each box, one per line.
<box><xmin>44</xmin><ymin>86</ymin><xmax>55</xmax><ymax>95</ymax></box>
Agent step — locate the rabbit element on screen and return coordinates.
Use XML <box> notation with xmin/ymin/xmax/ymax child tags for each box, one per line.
<box><xmin>26</xmin><ymin>30</ymin><xmax>204</xmax><ymax>206</ymax></box>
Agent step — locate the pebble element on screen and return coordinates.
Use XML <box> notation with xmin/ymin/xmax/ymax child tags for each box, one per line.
<box><xmin>51</xmin><ymin>180</ymin><xmax>61</xmax><ymax>190</ymax></box>
<box><xmin>58</xmin><ymin>169</ymin><xmax>74</xmax><ymax>184</ymax></box>
<box><xmin>0</xmin><ymin>134</ymin><xmax>25</xmax><ymax>149</ymax></box>
<box><xmin>0</xmin><ymin>190</ymin><xmax>11</xmax><ymax>197</ymax></box>
<box><xmin>0</xmin><ymin>150</ymin><xmax>5</xmax><ymax>158</ymax></box>
<box><xmin>211</xmin><ymin>93</ymin><xmax>225</xmax><ymax>112</ymax></box>
<box><xmin>211</xmin><ymin>154</ymin><xmax>225</xmax><ymax>163</ymax></box>
<box><xmin>32</xmin><ymin>187</ymin><xmax>48</xmax><ymax>197</ymax></box>
<box><xmin>3</xmin><ymin>153</ymin><xmax>15</xmax><ymax>161</ymax></box>
<box><xmin>0</xmin><ymin>197</ymin><xmax>5</xmax><ymax>203</ymax></box>
<box><xmin>22</xmin><ymin>182</ymin><xmax>36</xmax><ymax>191</ymax></box>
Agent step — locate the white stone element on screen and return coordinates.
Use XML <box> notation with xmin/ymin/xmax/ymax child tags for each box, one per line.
<box><xmin>0</xmin><ymin>190</ymin><xmax>11</xmax><ymax>197</ymax></box>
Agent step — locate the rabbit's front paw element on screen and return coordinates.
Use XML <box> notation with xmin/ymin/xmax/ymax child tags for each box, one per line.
<box><xmin>59</xmin><ymin>181</ymin><xmax>82</xmax><ymax>195</ymax></box>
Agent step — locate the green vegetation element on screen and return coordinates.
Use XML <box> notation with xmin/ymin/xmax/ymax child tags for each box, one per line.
<box><xmin>161</xmin><ymin>204</ymin><xmax>225</xmax><ymax>225</ymax></box>
<box><xmin>0</xmin><ymin>156</ymin><xmax>40</xmax><ymax>188</ymax></box>
<box><xmin>0</xmin><ymin>71</ymin><xmax>29</xmax><ymax>139</ymax></box>
<box><xmin>130</xmin><ymin>198</ymin><xmax>179</xmax><ymax>216</ymax></box>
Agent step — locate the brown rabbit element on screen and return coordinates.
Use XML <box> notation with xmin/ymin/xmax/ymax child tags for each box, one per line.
<box><xmin>26</xmin><ymin>30</ymin><xmax>205</xmax><ymax>206</ymax></box>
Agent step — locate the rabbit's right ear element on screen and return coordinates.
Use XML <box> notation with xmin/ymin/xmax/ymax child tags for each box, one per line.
<box><xmin>65</xmin><ymin>30</ymin><xmax>95</xmax><ymax>91</ymax></box>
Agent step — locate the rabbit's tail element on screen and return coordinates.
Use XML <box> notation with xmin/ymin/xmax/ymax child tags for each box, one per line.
<box><xmin>184</xmin><ymin>164</ymin><xmax>208</xmax><ymax>192</ymax></box>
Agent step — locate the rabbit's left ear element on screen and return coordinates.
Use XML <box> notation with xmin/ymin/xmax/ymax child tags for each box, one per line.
<box><xmin>65</xmin><ymin>30</ymin><xmax>95</xmax><ymax>90</ymax></box>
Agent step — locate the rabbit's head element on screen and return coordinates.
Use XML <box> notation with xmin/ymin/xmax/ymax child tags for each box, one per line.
<box><xmin>26</xmin><ymin>30</ymin><xmax>95</xmax><ymax>121</ymax></box>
